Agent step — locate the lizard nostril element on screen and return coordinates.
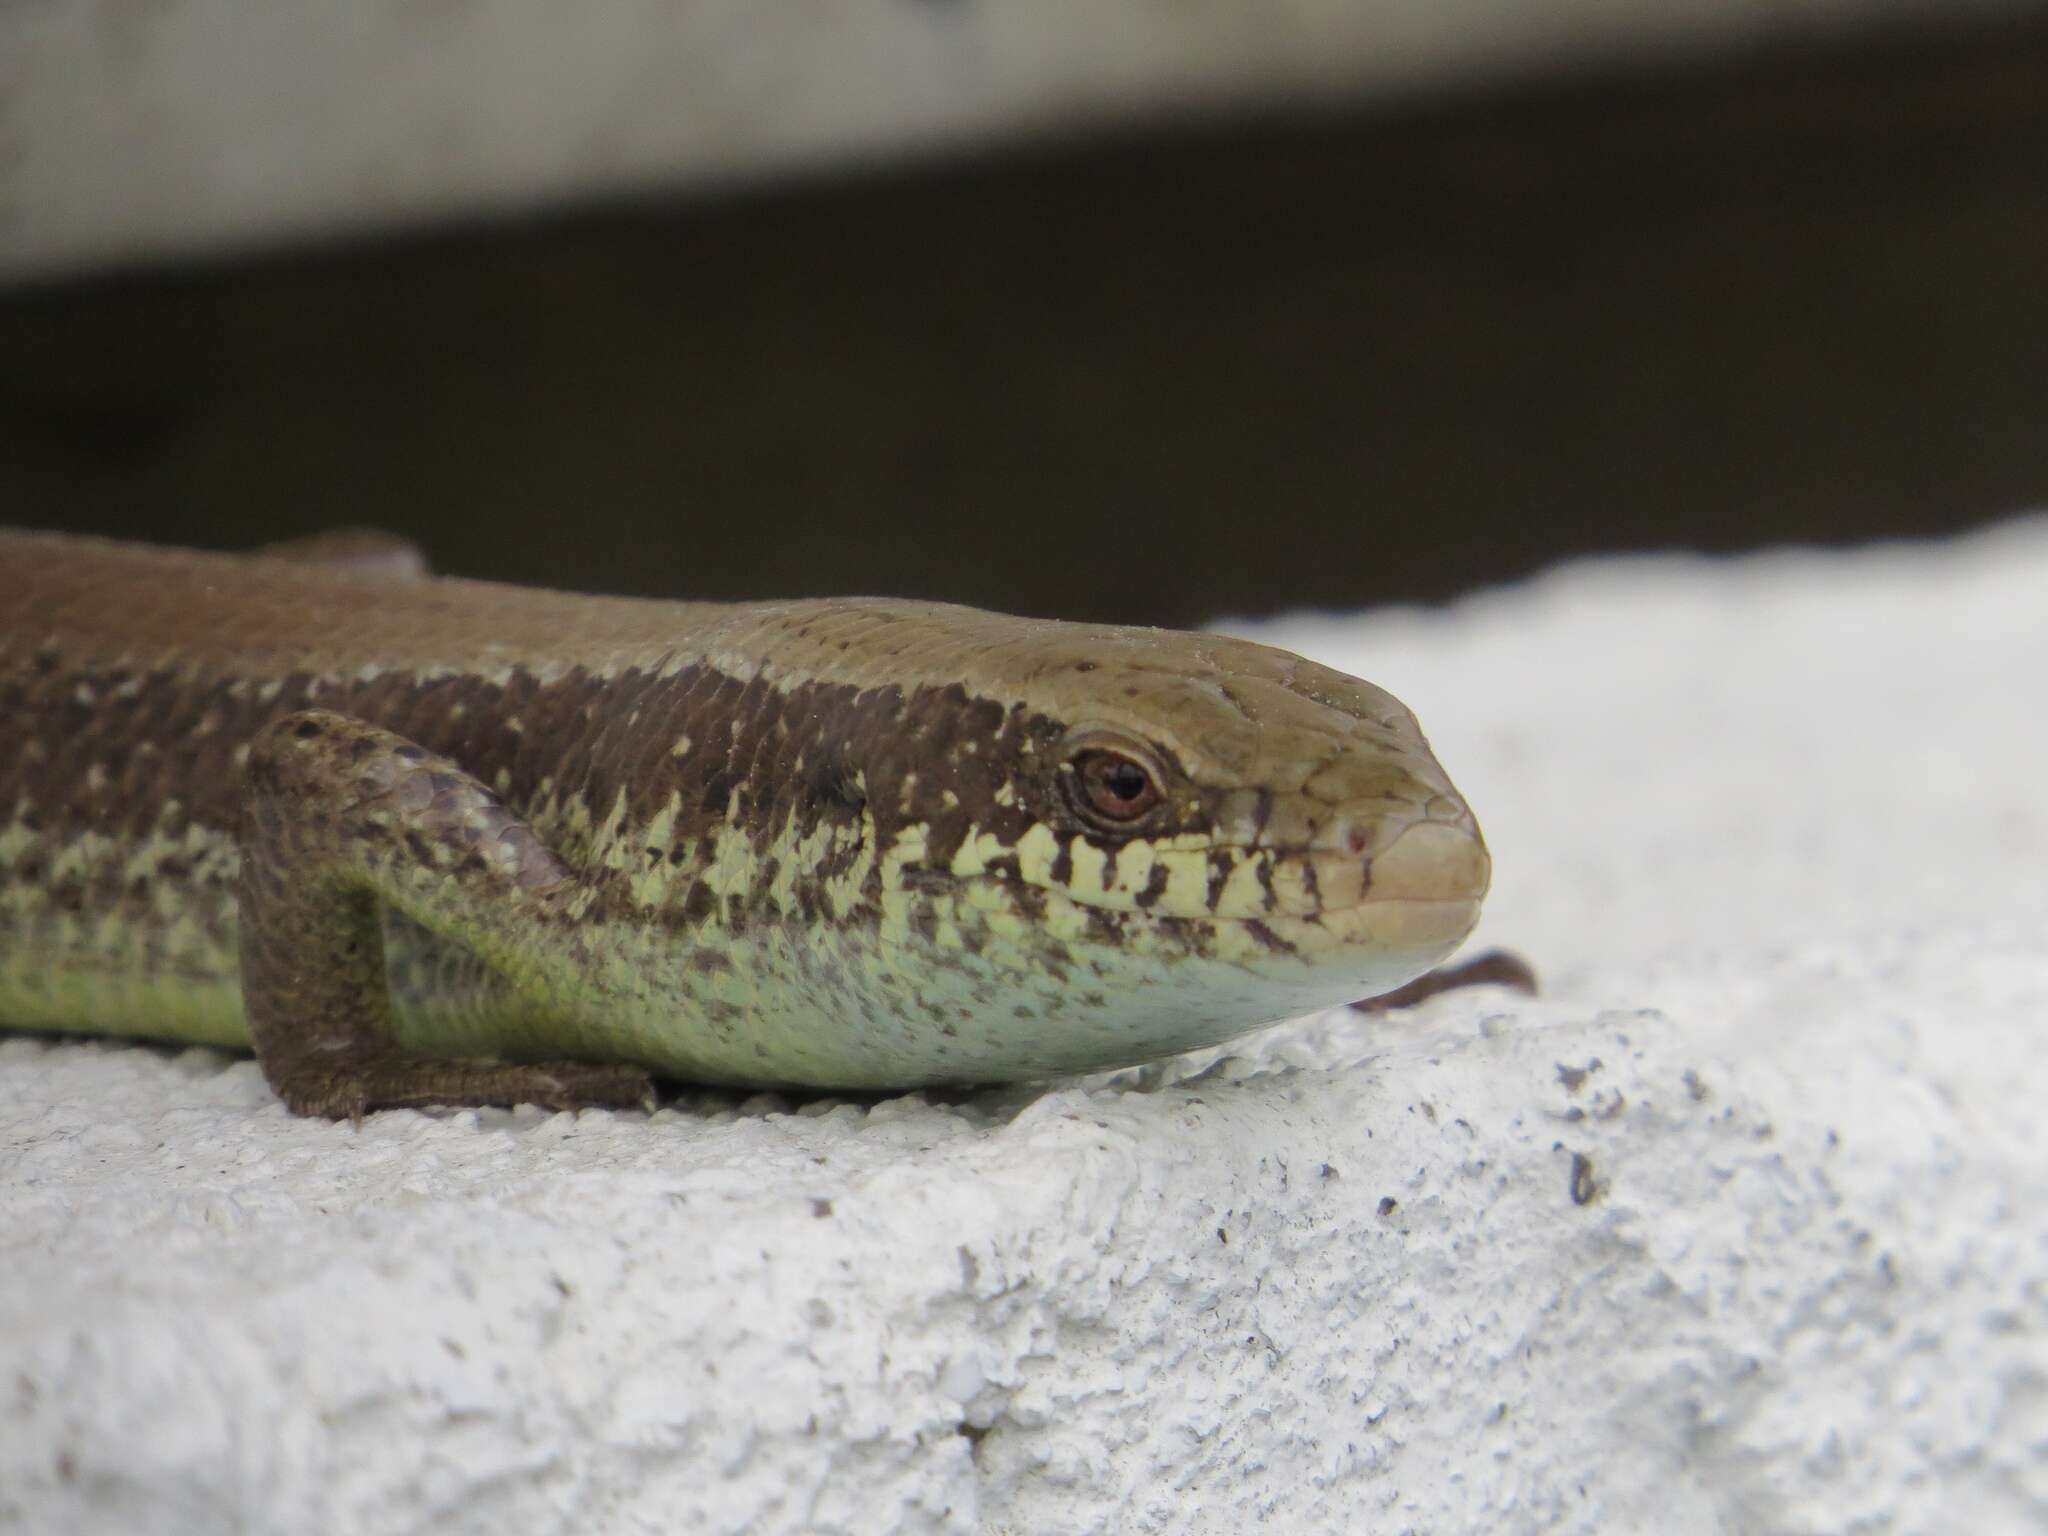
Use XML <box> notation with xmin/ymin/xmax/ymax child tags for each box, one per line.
<box><xmin>1344</xmin><ymin>825</ymin><xmax>1370</xmax><ymax>856</ymax></box>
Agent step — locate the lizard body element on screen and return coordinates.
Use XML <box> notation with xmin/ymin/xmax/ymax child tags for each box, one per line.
<box><xmin>0</xmin><ymin>528</ymin><xmax>1491</xmax><ymax>1116</ymax></box>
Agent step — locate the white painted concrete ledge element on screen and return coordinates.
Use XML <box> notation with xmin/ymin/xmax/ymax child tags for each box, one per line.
<box><xmin>4</xmin><ymin>517</ymin><xmax>2046</xmax><ymax>1534</ymax></box>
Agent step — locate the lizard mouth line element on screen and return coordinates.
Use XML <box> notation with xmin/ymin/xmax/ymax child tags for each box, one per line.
<box><xmin>1294</xmin><ymin>820</ymin><xmax>1492</xmax><ymax>915</ymax></box>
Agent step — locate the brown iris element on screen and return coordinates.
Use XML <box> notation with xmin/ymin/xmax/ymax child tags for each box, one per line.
<box><xmin>1072</xmin><ymin>749</ymin><xmax>1161</xmax><ymax>823</ymax></box>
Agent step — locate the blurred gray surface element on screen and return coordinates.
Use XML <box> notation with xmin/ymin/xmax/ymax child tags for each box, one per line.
<box><xmin>2</xmin><ymin>0</ymin><xmax>2038</xmax><ymax>279</ymax></box>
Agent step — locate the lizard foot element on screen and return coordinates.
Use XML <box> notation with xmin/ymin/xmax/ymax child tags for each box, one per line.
<box><xmin>271</xmin><ymin>1055</ymin><xmax>659</xmax><ymax>1121</ymax></box>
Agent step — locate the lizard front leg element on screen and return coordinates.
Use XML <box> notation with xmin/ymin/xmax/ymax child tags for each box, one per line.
<box><xmin>237</xmin><ymin>709</ymin><xmax>656</xmax><ymax>1119</ymax></box>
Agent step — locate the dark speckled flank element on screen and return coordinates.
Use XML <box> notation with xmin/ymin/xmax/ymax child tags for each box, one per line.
<box><xmin>4</xmin><ymin>628</ymin><xmax>1229</xmax><ymax>976</ymax></box>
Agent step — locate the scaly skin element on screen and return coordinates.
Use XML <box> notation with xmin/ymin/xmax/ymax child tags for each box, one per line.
<box><xmin>0</xmin><ymin>528</ymin><xmax>1494</xmax><ymax>1115</ymax></box>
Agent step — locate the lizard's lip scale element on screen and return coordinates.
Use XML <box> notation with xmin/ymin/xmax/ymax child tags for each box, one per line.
<box><xmin>1240</xmin><ymin>821</ymin><xmax>1488</xmax><ymax>992</ymax></box>
<box><xmin>1307</xmin><ymin>891</ymin><xmax>1486</xmax><ymax>981</ymax></box>
<box><xmin>1306</xmin><ymin>818</ymin><xmax>1492</xmax><ymax>913</ymax></box>
<box><xmin>1315</xmin><ymin>820</ymin><xmax>1491</xmax><ymax>990</ymax></box>
<box><xmin>2</xmin><ymin>526</ymin><xmax>1502</xmax><ymax>1113</ymax></box>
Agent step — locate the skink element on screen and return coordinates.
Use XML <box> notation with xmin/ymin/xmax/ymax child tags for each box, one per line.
<box><xmin>0</xmin><ymin>528</ymin><xmax>1493</xmax><ymax>1117</ymax></box>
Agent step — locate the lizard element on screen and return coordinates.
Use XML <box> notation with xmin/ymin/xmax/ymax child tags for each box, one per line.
<box><xmin>0</xmin><ymin>527</ymin><xmax>1511</xmax><ymax>1119</ymax></box>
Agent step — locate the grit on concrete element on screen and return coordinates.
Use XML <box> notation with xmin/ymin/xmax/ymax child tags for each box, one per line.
<box><xmin>4</xmin><ymin>519</ymin><xmax>2044</xmax><ymax>1535</ymax></box>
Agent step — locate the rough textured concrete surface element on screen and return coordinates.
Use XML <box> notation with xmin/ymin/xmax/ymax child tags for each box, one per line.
<box><xmin>4</xmin><ymin>0</ymin><xmax>2038</xmax><ymax>277</ymax></box>
<box><xmin>4</xmin><ymin>518</ymin><xmax>2046</xmax><ymax>1533</ymax></box>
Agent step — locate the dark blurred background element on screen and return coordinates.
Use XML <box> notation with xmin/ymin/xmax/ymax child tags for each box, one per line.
<box><xmin>4</xmin><ymin>14</ymin><xmax>2045</xmax><ymax>627</ymax></box>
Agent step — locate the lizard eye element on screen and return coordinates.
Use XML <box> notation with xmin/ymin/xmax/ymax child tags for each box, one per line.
<box><xmin>1070</xmin><ymin>749</ymin><xmax>1161</xmax><ymax>824</ymax></box>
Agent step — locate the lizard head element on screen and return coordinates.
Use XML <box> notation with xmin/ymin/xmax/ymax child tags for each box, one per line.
<box><xmin>733</xmin><ymin>602</ymin><xmax>1490</xmax><ymax>1083</ymax></box>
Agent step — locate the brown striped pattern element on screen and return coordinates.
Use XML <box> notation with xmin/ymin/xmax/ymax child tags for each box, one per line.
<box><xmin>1</xmin><ymin>528</ymin><xmax>1489</xmax><ymax>1092</ymax></box>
